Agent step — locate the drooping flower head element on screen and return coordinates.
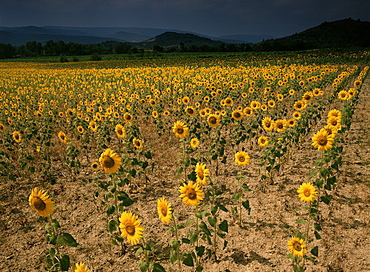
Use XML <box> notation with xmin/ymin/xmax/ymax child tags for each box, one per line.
<box><xmin>157</xmin><ymin>197</ymin><xmax>172</xmax><ymax>224</ymax></box>
<box><xmin>99</xmin><ymin>148</ymin><xmax>122</xmax><ymax>173</ymax></box>
<box><xmin>119</xmin><ymin>211</ymin><xmax>144</xmax><ymax>245</ymax></box>
<box><xmin>172</xmin><ymin>121</ymin><xmax>189</xmax><ymax>139</ymax></box>
<box><xmin>287</xmin><ymin>237</ymin><xmax>307</xmax><ymax>257</ymax></box>
<box><xmin>179</xmin><ymin>181</ymin><xmax>204</xmax><ymax>206</ymax></box>
<box><xmin>195</xmin><ymin>162</ymin><xmax>209</xmax><ymax>186</ymax></box>
<box><xmin>235</xmin><ymin>151</ymin><xmax>250</xmax><ymax>167</ymax></box>
<box><xmin>29</xmin><ymin>187</ymin><xmax>55</xmax><ymax>217</ymax></box>
<box><xmin>297</xmin><ymin>182</ymin><xmax>317</xmax><ymax>203</ymax></box>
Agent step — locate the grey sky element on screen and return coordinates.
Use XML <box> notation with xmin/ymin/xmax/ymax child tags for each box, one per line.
<box><xmin>1</xmin><ymin>0</ymin><xmax>369</xmax><ymax>37</ymax></box>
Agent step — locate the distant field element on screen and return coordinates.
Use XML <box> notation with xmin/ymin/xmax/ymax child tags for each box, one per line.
<box><xmin>0</xmin><ymin>51</ymin><xmax>369</xmax><ymax>272</ymax></box>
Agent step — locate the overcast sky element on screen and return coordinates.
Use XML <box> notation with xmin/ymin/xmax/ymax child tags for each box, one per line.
<box><xmin>1</xmin><ymin>0</ymin><xmax>369</xmax><ymax>37</ymax></box>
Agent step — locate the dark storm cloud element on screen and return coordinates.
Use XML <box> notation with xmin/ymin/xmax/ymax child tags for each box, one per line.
<box><xmin>1</xmin><ymin>0</ymin><xmax>369</xmax><ymax>37</ymax></box>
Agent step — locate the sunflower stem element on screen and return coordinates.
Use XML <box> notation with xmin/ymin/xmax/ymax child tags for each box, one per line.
<box><xmin>195</xmin><ymin>205</ymin><xmax>200</xmax><ymax>268</ymax></box>
<box><xmin>302</xmin><ymin>201</ymin><xmax>312</xmax><ymax>268</ymax></box>
<box><xmin>172</xmin><ymin>212</ymin><xmax>183</xmax><ymax>272</ymax></box>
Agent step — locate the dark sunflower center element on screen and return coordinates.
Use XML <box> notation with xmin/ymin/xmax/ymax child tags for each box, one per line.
<box><xmin>15</xmin><ymin>134</ymin><xmax>20</xmax><ymax>140</ymax></box>
<box><xmin>304</xmin><ymin>189</ymin><xmax>311</xmax><ymax>197</ymax></box>
<box><xmin>102</xmin><ymin>156</ymin><xmax>115</xmax><ymax>168</ymax></box>
<box><xmin>34</xmin><ymin>197</ymin><xmax>46</xmax><ymax>211</ymax></box>
<box><xmin>198</xmin><ymin>170</ymin><xmax>204</xmax><ymax>180</ymax></box>
<box><xmin>176</xmin><ymin>127</ymin><xmax>184</xmax><ymax>134</ymax></box>
<box><xmin>277</xmin><ymin>123</ymin><xmax>284</xmax><ymax>129</ymax></box>
<box><xmin>331</xmin><ymin>120</ymin><xmax>337</xmax><ymax>126</ymax></box>
<box><xmin>293</xmin><ymin>241</ymin><xmax>302</xmax><ymax>251</ymax></box>
<box><xmin>187</xmin><ymin>109</ymin><xmax>194</xmax><ymax>114</ymax></box>
<box><xmin>239</xmin><ymin>156</ymin><xmax>245</xmax><ymax>162</ymax></box>
<box><xmin>318</xmin><ymin>137</ymin><xmax>327</xmax><ymax>146</ymax></box>
<box><xmin>126</xmin><ymin>225</ymin><xmax>135</xmax><ymax>235</ymax></box>
<box><xmin>161</xmin><ymin>207</ymin><xmax>167</xmax><ymax>216</ymax></box>
<box><xmin>209</xmin><ymin>117</ymin><xmax>217</xmax><ymax>124</ymax></box>
<box><xmin>117</xmin><ymin>129</ymin><xmax>123</xmax><ymax>135</ymax></box>
<box><xmin>234</xmin><ymin>112</ymin><xmax>241</xmax><ymax>118</ymax></box>
<box><xmin>187</xmin><ymin>189</ymin><xmax>197</xmax><ymax>200</ymax></box>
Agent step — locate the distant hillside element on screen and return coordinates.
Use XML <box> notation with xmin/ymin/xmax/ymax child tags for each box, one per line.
<box><xmin>137</xmin><ymin>32</ymin><xmax>224</xmax><ymax>49</ymax></box>
<box><xmin>256</xmin><ymin>18</ymin><xmax>370</xmax><ymax>50</ymax></box>
<box><xmin>217</xmin><ymin>34</ymin><xmax>276</xmax><ymax>44</ymax></box>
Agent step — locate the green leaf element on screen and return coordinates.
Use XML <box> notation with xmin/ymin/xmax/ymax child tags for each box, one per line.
<box><xmin>232</xmin><ymin>193</ymin><xmax>241</xmax><ymax>202</ymax></box>
<box><xmin>152</xmin><ymin>263</ymin><xmax>166</xmax><ymax>272</ymax></box>
<box><xmin>196</xmin><ymin>265</ymin><xmax>204</xmax><ymax>271</ymax></box>
<box><xmin>190</xmin><ymin>233</ymin><xmax>198</xmax><ymax>244</ymax></box>
<box><xmin>183</xmin><ymin>253</ymin><xmax>194</xmax><ymax>267</ymax></box>
<box><xmin>117</xmin><ymin>191</ymin><xmax>134</xmax><ymax>206</ymax></box>
<box><xmin>182</xmin><ymin>238</ymin><xmax>190</xmax><ymax>244</ymax></box>
<box><xmin>144</xmin><ymin>151</ymin><xmax>152</xmax><ymax>159</ymax></box>
<box><xmin>218</xmin><ymin>204</ymin><xmax>228</xmax><ymax>212</ymax></box>
<box><xmin>199</xmin><ymin>221</ymin><xmax>211</xmax><ymax>236</ymax></box>
<box><xmin>314</xmin><ymin>230</ymin><xmax>321</xmax><ymax>240</ymax></box>
<box><xmin>130</xmin><ymin>169</ymin><xmax>137</xmax><ymax>177</ymax></box>
<box><xmin>196</xmin><ymin>245</ymin><xmax>205</xmax><ymax>257</ymax></box>
<box><xmin>242</xmin><ymin>183</ymin><xmax>252</xmax><ymax>191</ymax></box>
<box><xmin>311</xmin><ymin>246</ymin><xmax>319</xmax><ymax>257</ymax></box>
<box><xmin>106</xmin><ymin>204</ymin><xmax>115</xmax><ymax>216</ymax></box>
<box><xmin>60</xmin><ymin>255</ymin><xmax>70</xmax><ymax>271</ymax></box>
<box><xmin>321</xmin><ymin>194</ymin><xmax>332</xmax><ymax>205</ymax></box>
<box><xmin>139</xmin><ymin>261</ymin><xmax>150</xmax><ymax>272</ymax></box>
<box><xmin>219</xmin><ymin>220</ymin><xmax>228</xmax><ymax>233</ymax></box>
<box><xmin>170</xmin><ymin>249</ymin><xmax>178</xmax><ymax>263</ymax></box>
<box><xmin>242</xmin><ymin>200</ymin><xmax>251</xmax><ymax>214</ymax></box>
<box><xmin>314</xmin><ymin>223</ymin><xmax>322</xmax><ymax>231</ymax></box>
<box><xmin>223</xmin><ymin>240</ymin><xmax>228</xmax><ymax>250</ymax></box>
<box><xmin>211</xmin><ymin>205</ymin><xmax>218</xmax><ymax>216</ymax></box>
<box><xmin>208</xmin><ymin>216</ymin><xmax>217</xmax><ymax>228</ymax></box>
<box><xmin>308</xmin><ymin>168</ymin><xmax>319</xmax><ymax>179</ymax></box>
<box><xmin>171</xmin><ymin>240</ymin><xmax>180</xmax><ymax>250</ymax></box>
<box><xmin>56</xmin><ymin>233</ymin><xmax>79</xmax><ymax>247</ymax></box>
<box><xmin>108</xmin><ymin>219</ymin><xmax>117</xmax><ymax>233</ymax></box>
<box><xmin>295</xmin><ymin>218</ymin><xmax>308</xmax><ymax>224</ymax></box>
<box><xmin>187</xmin><ymin>171</ymin><xmax>197</xmax><ymax>182</ymax></box>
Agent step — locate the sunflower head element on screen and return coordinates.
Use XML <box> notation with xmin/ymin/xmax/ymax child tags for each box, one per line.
<box><xmin>235</xmin><ymin>151</ymin><xmax>250</xmax><ymax>167</ymax></box>
<box><xmin>195</xmin><ymin>162</ymin><xmax>209</xmax><ymax>186</ymax></box>
<box><xmin>190</xmin><ymin>137</ymin><xmax>199</xmax><ymax>149</ymax></box>
<box><xmin>287</xmin><ymin>237</ymin><xmax>307</xmax><ymax>257</ymax></box>
<box><xmin>231</xmin><ymin>110</ymin><xmax>243</xmax><ymax>121</ymax></box>
<box><xmin>12</xmin><ymin>131</ymin><xmax>22</xmax><ymax>143</ymax></box>
<box><xmin>29</xmin><ymin>187</ymin><xmax>55</xmax><ymax>217</ymax></box>
<box><xmin>133</xmin><ymin>138</ymin><xmax>143</xmax><ymax>149</ymax></box>
<box><xmin>123</xmin><ymin>112</ymin><xmax>133</xmax><ymax>123</ymax></box>
<box><xmin>172</xmin><ymin>121</ymin><xmax>189</xmax><ymax>139</ymax></box>
<box><xmin>157</xmin><ymin>198</ymin><xmax>172</xmax><ymax>224</ymax></box>
<box><xmin>119</xmin><ymin>211</ymin><xmax>144</xmax><ymax>245</ymax></box>
<box><xmin>179</xmin><ymin>181</ymin><xmax>204</xmax><ymax>206</ymax></box>
<box><xmin>207</xmin><ymin>114</ymin><xmax>220</xmax><ymax>128</ymax></box>
<box><xmin>74</xmin><ymin>262</ymin><xmax>90</xmax><ymax>272</ymax></box>
<box><xmin>58</xmin><ymin>131</ymin><xmax>68</xmax><ymax>143</ymax></box>
<box><xmin>262</xmin><ymin>117</ymin><xmax>274</xmax><ymax>132</ymax></box>
<box><xmin>312</xmin><ymin>128</ymin><xmax>335</xmax><ymax>151</ymax></box>
<box><xmin>99</xmin><ymin>148</ymin><xmax>122</xmax><ymax>174</ymax></box>
<box><xmin>274</xmin><ymin>119</ymin><xmax>287</xmax><ymax>132</ymax></box>
<box><xmin>297</xmin><ymin>182</ymin><xmax>317</xmax><ymax>203</ymax></box>
<box><xmin>115</xmin><ymin>124</ymin><xmax>126</xmax><ymax>139</ymax></box>
<box><xmin>258</xmin><ymin>136</ymin><xmax>269</xmax><ymax>147</ymax></box>
<box><xmin>185</xmin><ymin>106</ymin><xmax>196</xmax><ymax>116</ymax></box>
<box><xmin>90</xmin><ymin>161</ymin><xmax>100</xmax><ymax>171</ymax></box>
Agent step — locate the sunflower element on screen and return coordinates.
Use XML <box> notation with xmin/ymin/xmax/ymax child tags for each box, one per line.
<box><xmin>12</xmin><ymin>131</ymin><xmax>22</xmax><ymax>143</ymax></box>
<box><xmin>260</xmin><ymin>104</ymin><xmax>268</xmax><ymax>111</ymax></box>
<box><xmin>288</xmin><ymin>237</ymin><xmax>307</xmax><ymax>257</ymax></box>
<box><xmin>243</xmin><ymin>107</ymin><xmax>253</xmax><ymax>117</ymax></box>
<box><xmin>90</xmin><ymin>161</ymin><xmax>100</xmax><ymax>171</ymax></box>
<box><xmin>231</xmin><ymin>110</ymin><xmax>243</xmax><ymax>121</ymax></box>
<box><xmin>123</xmin><ymin>112</ymin><xmax>133</xmax><ymax>123</ymax></box>
<box><xmin>250</xmin><ymin>101</ymin><xmax>260</xmax><ymax>110</ymax></box>
<box><xmin>262</xmin><ymin>117</ymin><xmax>274</xmax><ymax>132</ymax></box>
<box><xmin>297</xmin><ymin>182</ymin><xmax>317</xmax><ymax>203</ymax></box>
<box><xmin>157</xmin><ymin>197</ymin><xmax>172</xmax><ymax>224</ymax></box>
<box><xmin>58</xmin><ymin>131</ymin><xmax>68</xmax><ymax>143</ymax></box>
<box><xmin>29</xmin><ymin>187</ymin><xmax>55</xmax><ymax>217</ymax></box>
<box><xmin>224</xmin><ymin>97</ymin><xmax>233</xmax><ymax>106</ymax></box>
<box><xmin>207</xmin><ymin>114</ymin><xmax>220</xmax><ymax>128</ymax></box>
<box><xmin>115</xmin><ymin>124</ymin><xmax>126</xmax><ymax>139</ymax></box>
<box><xmin>302</xmin><ymin>91</ymin><xmax>314</xmax><ymax>103</ymax></box>
<box><xmin>0</xmin><ymin>123</ymin><xmax>5</xmax><ymax>132</ymax></box>
<box><xmin>152</xmin><ymin>110</ymin><xmax>159</xmax><ymax>119</ymax></box>
<box><xmin>77</xmin><ymin>126</ymin><xmax>84</xmax><ymax>134</ymax></box>
<box><xmin>185</xmin><ymin>106</ymin><xmax>196</xmax><ymax>116</ymax></box>
<box><xmin>274</xmin><ymin>119</ymin><xmax>287</xmax><ymax>132</ymax></box>
<box><xmin>74</xmin><ymin>262</ymin><xmax>90</xmax><ymax>272</ymax></box>
<box><xmin>326</xmin><ymin>116</ymin><xmax>341</xmax><ymax>131</ymax></box>
<box><xmin>172</xmin><ymin>121</ymin><xmax>189</xmax><ymax>139</ymax></box>
<box><xmin>119</xmin><ymin>211</ymin><xmax>144</xmax><ymax>245</ymax></box>
<box><xmin>289</xmin><ymin>89</ymin><xmax>295</xmax><ymax>96</ymax></box>
<box><xmin>88</xmin><ymin>121</ymin><xmax>98</xmax><ymax>131</ymax></box>
<box><xmin>293</xmin><ymin>100</ymin><xmax>307</xmax><ymax>111</ymax></box>
<box><xmin>268</xmin><ymin>100</ymin><xmax>276</xmax><ymax>108</ymax></box>
<box><xmin>292</xmin><ymin>111</ymin><xmax>301</xmax><ymax>120</ymax></box>
<box><xmin>179</xmin><ymin>181</ymin><xmax>204</xmax><ymax>206</ymax></box>
<box><xmin>312</xmin><ymin>128</ymin><xmax>335</xmax><ymax>151</ymax></box>
<box><xmin>190</xmin><ymin>137</ymin><xmax>199</xmax><ymax>149</ymax></box>
<box><xmin>287</xmin><ymin>119</ymin><xmax>296</xmax><ymax>127</ymax></box>
<box><xmin>235</xmin><ymin>151</ymin><xmax>250</xmax><ymax>166</ymax></box>
<box><xmin>99</xmin><ymin>148</ymin><xmax>122</xmax><ymax>173</ymax></box>
<box><xmin>163</xmin><ymin>110</ymin><xmax>170</xmax><ymax>117</ymax></box>
<box><xmin>354</xmin><ymin>80</ymin><xmax>362</xmax><ymax>89</ymax></box>
<box><xmin>338</xmin><ymin>90</ymin><xmax>349</xmax><ymax>100</ymax></box>
<box><xmin>133</xmin><ymin>138</ymin><xmax>143</xmax><ymax>149</ymax></box>
<box><xmin>258</xmin><ymin>136</ymin><xmax>268</xmax><ymax>147</ymax></box>
<box><xmin>195</xmin><ymin>162</ymin><xmax>209</xmax><ymax>186</ymax></box>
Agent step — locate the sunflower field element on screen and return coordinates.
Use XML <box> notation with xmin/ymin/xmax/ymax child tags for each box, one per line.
<box><xmin>1</xmin><ymin>51</ymin><xmax>370</xmax><ymax>272</ymax></box>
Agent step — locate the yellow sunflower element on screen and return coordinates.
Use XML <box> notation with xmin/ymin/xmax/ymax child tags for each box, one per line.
<box><xmin>190</xmin><ymin>137</ymin><xmax>199</xmax><ymax>149</ymax></box>
<box><xmin>77</xmin><ymin>126</ymin><xmax>84</xmax><ymax>134</ymax></box>
<box><xmin>119</xmin><ymin>211</ymin><xmax>144</xmax><ymax>245</ymax></box>
<box><xmin>235</xmin><ymin>151</ymin><xmax>250</xmax><ymax>166</ymax></box>
<box><xmin>99</xmin><ymin>148</ymin><xmax>122</xmax><ymax>173</ymax></box>
<box><xmin>292</xmin><ymin>111</ymin><xmax>301</xmax><ymax>120</ymax></box>
<box><xmin>12</xmin><ymin>131</ymin><xmax>22</xmax><ymax>143</ymax></box>
<box><xmin>243</xmin><ymin>107</ymin><xmax>253</xmax><ymax>117</ymax></box>
<box><xmin>123</xmin><ymin>112</ymin><xmax>133</xmax><ymax>123</ymax></box>
<box><xmin>157</xmin><ymin>197</ymin><xmax>172</xmax><ymax>224</ymax></box>
<box><xmin>152</xmin><ymin>110</ymin><xmax>159</xmax><ymax>119</ymax></box>
<box><xmin>287</xmin><ymin>119</ymin><xmax>296</xmax><ymax>127</ymax></box>
<box><xmin>132</xmin><ymin>138</ymin><xmax>143</xmax><ymax>149</ymax></box>
<box><xmin>262</xmin><ymin>117</ymin><xmax>274</xmax><ymax>132</ymax></box>
<box><xmin>58</xmin><ymin>131</ymin><xmax>68</xmax><ymax>143</ymax></box>
<box><xmin>172</xmin><ymin>121</ymin><xmax>189</xmax><ymax>139</ymax></box>
<box><xmin>90</xmin><ymin>161</ymin><xmax>100</xmax><ymax>171</ymax></box>
<box><xmin>293</xmin><ymin>100</ymin><xmax>307</xmax><ymax>111</ymax></box>
<box><xmin>29</xmin><ymin>187</ymin><xmax>55</xmax><ymax>217</ymax></box>
<box><xmin>297</xmin><ymin>182</ymin><xmax>317</xmax><ymax>203</ymax></box>
<box><xmin>195</xmin><ymin>162</ymin><xmax>209</xmax><ymax>186</ymax></box>
<box><xmin>185</xmin><ymin>106</ymin><xmax>196</xmax><ymax>117</ymax></box>
<box><xmin>115</xmin><ymin>124</ymin><xmax>126</xmax><ymax>139</ymax></box>
<box><xmin>88</xmin><ymin>121</ymin><xmax>98</xmax><ymax>131</ymax></box>
<box><xmin>274</xmin><ymin>119</ymin><xmax>287</xmax><ymax>132</ymax></box>
<box><xmin>0</xmin><ymin>123</ymin><xmax>5</xmax><ymax>132</ymax></box>
<box><xmin>207</xmin><ymin>114</ymin><xmax>220</xmax><ymax>128</ymax></box>
<box><xmin>179</xmin><ymin>181</ymin><xmax>204</xmax><ymax>206</ymax></box>
<box><xmin>312</xmin><ymin>128</ymin><xmax>335</xmax><ymax>151</ymax></box>
<box><xmin>287</xmin><ymin>237</ymin><xmax>307</xmax><ymax>257</ymax></box>
<box><xmin>231</xmin><ymin>110</ymin><xmax>243</xmax><ymax>121</ymax></box>
<box><xmin>257</xmin><ymin>136</ymin><xmax>268</xmax><ymax>147</ymax></box>
<box><xmin>74</xmin><ymin>262</ymin><xmax>90</xmax><ymax>272</ymax></box>
<box><xmin>326</xmin><ymin>116</ymin><xmax>341</xmax><ymax>131</ymax></box>
<box><xmin>338</xmin><ymin>90</ymin><xmax>349</xmax><ymax>100</ymax></box>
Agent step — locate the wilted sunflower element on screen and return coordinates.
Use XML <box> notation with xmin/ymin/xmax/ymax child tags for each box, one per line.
<box><xmin>327</xmin><ymin>116</ymin><xmax>341</xmax><ymax>131</ymax></box>
<box><xmin>297</xmin><ymin>182</ymin><xmax>317</xmax><ymax>203</ymax></box>
<box><xmin>74</xmin><ymin>262</ymin><xmax>90</xmax><ymax>272</ymax></box>
<box><xmin>190</xmin><ymin>137</ymin><xmax>199</xmax><ymax>149</ymax></box>
<box><xmin>58</xmin><ymin>131</ymin><xmax>68</xmax><ymax>143</ymax></box>
<box><xmin>257</xmin><ymin>136</ymin><xmax>269</xmax><ymax>147</ymax></box>
<box><xmin>185</xmin><ymin>106</ymin><xmax>196</xmax><ymax>116</ymax></box>
<box><xmin>12</xmin><ymin>131</ymin><xmax>22</xmax><ymax>143</ymax></box>
<box><xmin>132</xmin><ymin>138</ymin><xmax>143</xmax><ymax>149</ymax></box>
<box><xmin>231</xmin><ymin>110</ymin><xmax>243</xmax><ymax>121</ymax></box>
<box><xmin>262</xmin><ymin>117</ymin><xmax>274</xmax><ymax>132</ymax></box>
<box><xmin>207</xmin><ymin>114</ymin><xmax>220</xmax><ymax>128</ymax></box>
<box><xmin>287</xmin><ymin>237</ymin><xmax>307</xmax><ymax>257</ymax></box>
<box><xmin>274</xmin><ymin>119</ymin><xmax>287</xmax><ymax>132</ymax></box>
<box><xmin>235</xmin><ymin>151</ymin><xmax>250</xmax><ymax>166</ymax></box>
<box><xmin>157</xmin><ymin>197</ymin><xmax>172</xmax><ymax>224</ymax></box>
<box><xmin>195</xmin><ymin>162</ymin><xmax>209</xmax><ymax>186</ymax></box>
<box><xmin>115</xmin><ymin>124</ymin><xmax>126</xmax><ymax>139</ymax></box>
<box><xmin>90</xmin><ymin>161</ymin><xmax>100</xmax><ymax>171</ymax></box>
<box><xmin>123</xmin><ymin>112</ymin><xmax>133</xmax><ymax>123</ymax></box>
<box><xmin>172</xmin><ymin>121</ymin><xmax>189</xmax><ymax>139</ymax></box>
<box><xmin>99</xmin><ymin>148</ymin><xmax>122</xmax><ymax>173</ymax></box>
<box><xmin>88</xmin><ymin>121</ymin><xmax>98</xmax><ymax>131</ymax></box>
<box><xmin>29</xmin><ymin>187</ymin><xmax>55</xmax><ymax>217</ymax></box>
<box><xmin>119</xmin><ymin>211</ymin><xmax>144</xmax><ymax>245</ymax></box>
<box><xmin>179</xmin><ymin>181</ymin><xmax>204</xmax><ymax>206</ymax></box>
<box><xmin>312</xmin><ymin>128</ymin><xmax>335</xmax><ymax>151</ymax></box>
